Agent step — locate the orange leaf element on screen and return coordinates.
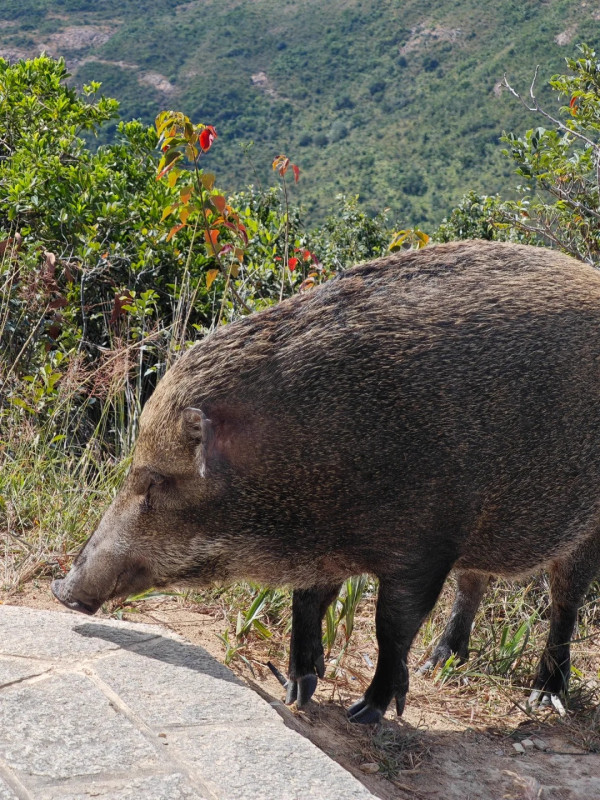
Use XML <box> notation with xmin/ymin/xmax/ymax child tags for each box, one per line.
<box><xmin>180</xmin><ymin>186</ymin><xmax>193</xmax><ymax>204</ymax></box>
<box><xmin>167</xmin><ymin>223</ymin><xmax>186</xmax><ymax>242</ymax></box>
<box><xmin>206</xmin><ymin>268</ymin><xmax>219</xmax><ymax>289</ymax></box>
<box><xmin>272</xmin><ymin>155</ymin><xmax>290</xmax><ymax>176</ymax></box>
<box><xmin>292</xmin><ymin>164</ymin><xmax>300</xmax><ymax>183</ymax></box>
<box><xmin>211</xmin><ymin>194</ymin><xmax>227</xmax><ymax>213</ymax></box>
<box><xmin>204</xmin><ymin>228</ymin><xmax>220</xmax><ymax>249</ymax></box>
<box><xmin>299</xmin><ymin>277</ymin><xmax>316</xmax><ymax>292</ymax></box>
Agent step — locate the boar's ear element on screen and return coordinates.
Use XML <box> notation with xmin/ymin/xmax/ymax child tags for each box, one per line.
<box><xmin>182</xmin><ymin>405</ymin><xmax>257</xmax><ymax>476</ymax></box>
<box><xmin>182</xmin><ymin>407</ymin><xmax>219</xmax><ymax>476</ymax></box>
<box><xmin>182</xmin><ymin>407</ymin><xmax>208</xmax><ymax>440</ymax></box>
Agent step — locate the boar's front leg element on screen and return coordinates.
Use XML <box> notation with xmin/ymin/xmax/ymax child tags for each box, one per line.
<box><xmin>419</xmin><ymin>570</ymin><xmax>491</xmax><ymax>672</ymax></box>
<box><xmin>348</xmin><ymin>566</ymin><xmax>451</xmax><ymax>724</ymax></box>
<box><xmin>286</xmin><ymin>584</ymin><xmax>341</xmax><ymax>707</ymax></box>
<box><xmin>530</xmin><ymin>534</ymin><xmax>600</xmax><ymax>708</ymax></box>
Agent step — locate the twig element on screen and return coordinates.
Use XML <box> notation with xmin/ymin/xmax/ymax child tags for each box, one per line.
<box><xmin>502</xmin><ymin>71</ymin><xmax>599</xmax><ymax>151</ymax></box>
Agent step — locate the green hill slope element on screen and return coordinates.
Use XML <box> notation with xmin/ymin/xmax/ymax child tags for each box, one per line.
<box><xmin>1</xmin><ymin>0</ymin><xmax>599</xmax><ymax>227</ymax></box>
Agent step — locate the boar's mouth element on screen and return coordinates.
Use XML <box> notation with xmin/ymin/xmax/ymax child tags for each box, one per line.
<box><xmin>50</xmin><ymin>579</ymin><xmax>103</xmax><ymax>616</ymax></box>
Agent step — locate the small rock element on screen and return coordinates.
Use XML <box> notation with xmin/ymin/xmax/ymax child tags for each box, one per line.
<box><xmin>521</xmin><ymin>738</ymin><xmax>534</xmax><ymax>749</ymax></box>
<box><xmin>513</xmin><ymin>743</ymin><xmax>526</xmax><ymax>755</ymax></box>
<box><xmin>359</xmin><ymin>762</ymin><xmax>380</xmax><ymax>774</ymax></box>
<box><xmin>532</xmin><ymin>737</ymin><xmax>549</xmax><ymax>751</ymax></box>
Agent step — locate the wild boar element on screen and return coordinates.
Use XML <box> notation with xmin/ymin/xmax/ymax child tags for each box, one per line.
<box><xmin>52</xmin><ymin>240</ymin><xmax>600</xmax><ymax>723</ymax></box>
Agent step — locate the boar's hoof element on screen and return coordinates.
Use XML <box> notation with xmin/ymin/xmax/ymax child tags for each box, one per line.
<box><xmin>528</xmin><ymin>689</ymin><xmax>567</xmax><ymax>716</ymax></box>
<box><xmin>285</xmin><ymin>673</ymin><xmax>318</xmax><ymax>707</ymax></box>
<box><xmin>417</xmin><ymin>643</ymin><xmax>456</xmax><ymax>675</ymax></box>
<box><xmin>417</xmin><ymin>658</ymin><xmax>436</xmax><ymax>675</ymax></box>
<box><xmin>347</xmin><ymin>698</ymin><xmax>384</xmax><ymax>725</ymax></box>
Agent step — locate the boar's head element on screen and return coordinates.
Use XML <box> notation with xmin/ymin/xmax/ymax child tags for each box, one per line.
<box><xmin>51</xmin><ymin>376</ymin><xmax>264</xmax><ymax>615</ymax></box>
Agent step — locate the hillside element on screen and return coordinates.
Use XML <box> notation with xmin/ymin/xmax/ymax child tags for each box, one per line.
<box><xmin>1</xmin><ymin>0</ymin><xmax>599</xmax><ymax>227</ymax></box>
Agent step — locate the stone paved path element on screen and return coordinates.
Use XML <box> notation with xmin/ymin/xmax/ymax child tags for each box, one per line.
<box><xmin>0</xmin><ymin>606</ymin><xmax>376</xmax><ymax>800</ymax></box>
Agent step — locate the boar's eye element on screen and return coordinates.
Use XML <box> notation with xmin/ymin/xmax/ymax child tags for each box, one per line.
<box><xmin>147</xmin><ymin>471</ymin><xmax>165</xmax><ymax>488</ymax></box>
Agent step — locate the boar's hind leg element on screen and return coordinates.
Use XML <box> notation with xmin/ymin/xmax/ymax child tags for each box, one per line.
<box><xmin>348</xmin><ymin>566</ymin><xmax>451</xmax><ymax>724</ymax></box>
<box><xmin>419</xmin><ymin>570</ymin><xmax>491</xmax><ymax>673</ymax></box>
<box><xmin>530</xmin><ymin>534</ymin><xmax>600</xmax><ymax>708</ymax></box>
<box><xmin>286</xmin><ymin>584</ymin><xmax>342</xmax><ymax>707</ymax></box>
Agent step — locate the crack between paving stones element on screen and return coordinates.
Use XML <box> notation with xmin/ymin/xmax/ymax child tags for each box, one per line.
<box><xmin>0</xmin><ymin>668</ymin><xmax>53</xmax><ymax>691</ymax></box>
<box><xmin>0</xmin><ymin>652</ymin><xmax>67</xmax><ymax>663</ymax></box>
<box><xmin>82</xmin><ymin>667</ymin><xmax>220</xmax><ymax>800</ymax></box>
<box><xmin>0</xmin><ymin>758</ymin><xmax>35</xmax><ymax>800</ymax></box>
<box><xmin>37</xmin><ymin>765</ymin><xmax>193</xmax><ymax>791</ymax></box>
<box><xmin>155</xmin><ymin>721</ymin><xmax>285</xmax><ymax>732</ymax></box>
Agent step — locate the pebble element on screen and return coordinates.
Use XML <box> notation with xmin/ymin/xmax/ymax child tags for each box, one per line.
<box><xmin>521</xmin><ymin>739</ymin><xmax>535</xmax><ymax>750</ymax></box>
<box><xmin>532</xmin><ymin>737</ymin><xmax>549</xmax><ymax>751</ymax></box>
<box><xmin>359</xmin><ymin>762</ymin><xmax>380</xmax><ymax>774</ymax></box>
<box><xmin>513</xmin><ymin>743</ymin><xmax>526</xmax><ymax>755</ymax></box>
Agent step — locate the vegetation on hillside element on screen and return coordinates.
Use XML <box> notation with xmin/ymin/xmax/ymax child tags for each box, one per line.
<box><xmin>1</xmin><ymin>48</ymin><xmax>599</xmax><ymax>725</ymax></box>
<box><xmin>1</xmin><ymin>0</ymin><xmax>600</xmax><ymax>226</ymax></box>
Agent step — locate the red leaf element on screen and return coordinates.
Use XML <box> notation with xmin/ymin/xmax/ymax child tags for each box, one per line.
<box><xmin>292</xmin><ymin>164</ymin><xmax>300</xmax><ymax>183</ymax></box>
<box><xmin>569</xmin><ymin>96</ymin><xmax>578</xmax><ymax>115</ymax></box>
<box><xmin>48</xmin><ymin>295</ymin><xmax>68</xmax><ymax>310</ymax></box>
<box><xmin>109</xmin><ymin>290</ymin><xmax>133</xmax><ymax>325</ymax></box>
<box><xmin>199</xmin><ymin>125</ymin><xmax>217</xmax><ymax>152</ymax></box>
<box><xmin>288</xmin><ymin>257</ymin><xmax>298</xmax><ymax>272</ymax></box>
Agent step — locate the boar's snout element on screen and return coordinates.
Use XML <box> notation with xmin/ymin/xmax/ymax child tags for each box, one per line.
<box><xmin>51</xmin><ymin>577</ymin><xmax>103</xmax><ymax>615</ymax></box>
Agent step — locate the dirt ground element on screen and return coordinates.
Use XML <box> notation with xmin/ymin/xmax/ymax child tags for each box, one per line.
<box><xmin>2</xmin><ymin>579</ymin><xmax>599</xmax><ymax>800</ymax></box>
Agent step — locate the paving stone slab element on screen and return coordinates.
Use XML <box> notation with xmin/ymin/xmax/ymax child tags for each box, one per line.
<box><xmin>0</xmin><ymin>777</ymin><xmax>19</xmax><ymax>800</ymax></box>
<box><xmin>40</xmin><ymin>773</ymin><xmax>208</xmax><ymax>800</ymax></box>
<box><xmin>0</xmin><ymin>673</ymin><xmax>160</xmax><ymax>780</ymax></box>
<box><xmin>0</xmin><ymin>606</ymin><xmax>159</xmax><ymax>661</ymax></box>
<box><xmin>166</xmin><ymin>726</ymin><xmax>376</xmax><ymax>800</ymax></box>
<box><xmin>92</xmin><ymin>635</ymin><xmax>276</xmax><ymax>727</ymax></box>
<box><xmin>0</xmin><ymin>606</ymin><xmax>377</xmax><ymax>800</ymax></box>
<box><xmin>0</xmin><ymin>655</ymin><xmax>51</xmax><ymax>687</ymax></box>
